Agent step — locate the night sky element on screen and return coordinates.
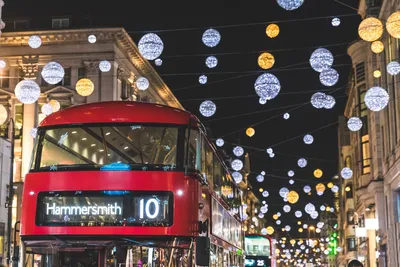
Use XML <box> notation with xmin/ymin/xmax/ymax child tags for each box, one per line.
<box><xmin>5</xmin><ymin>0</ymin><xmax>361</xmax><ymax>237</ymax></box>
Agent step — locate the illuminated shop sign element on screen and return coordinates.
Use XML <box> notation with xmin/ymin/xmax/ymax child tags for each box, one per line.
<box><xmin>36</xmin><ymin>191</ymin><xmax>173</xmax><ymax>226</ymax></box>
<box><xmin>245</xmin><ymin>257</ymin><xmax>270</xmax><ymax>267</ymax></box>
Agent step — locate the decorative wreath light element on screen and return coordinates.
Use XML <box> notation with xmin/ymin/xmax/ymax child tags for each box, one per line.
<box><xmin>0</xmin><ymin>105</ymin><xmax>7</xmax><ymax>125</ymax></box>
<box><xmin>287</xmin><ymin>191</ymin><xmax>299</xmax><ymax>204</ymax></box>
<box><xmin>99</xmin><ymin>60</ymin><xmax>111</xmax><ymax>72</ymax></box>
<box><xmin>257</xmin><ymin>174</ymin><xmax>265</xmax><ymax>183</ymax></box>
<box><xmin>233</xmin><ymin>146</ymin><xmax>244</xmax><ymax>157</ymax></box>
<box><xmin>202</xmin><ymin>29</ymin><xmax>221</xmax><ymax>47</ymax></box>
<box><xmin>155</xmin><ymin>58</ymin><xmax>163</xmax><ymax>66</ymax></box>
<box><xmin>373</xmin><ymin>70</ymin><xmax>381</xmax><ymax>78</ymax></box>
<box><xmin>258</xmin><ymin>52</ymin><xmax>275</xmax><ymax>70</ymax></box>
<box><xmin>387</xmin><ymin>61</ymin><xmax>400</xmax><ymax>75</ymax></box>
<box><xmin>14</xmin><ymin>80</ymin><xmax>41</xmax><ymax>104</ymax></box>
<box><xmin>283</xmin><ymin>113</ymin><xmax>290</xmax><ymax>120</ymax></box>
<box><xmin>347</xmin><ymin>117</ymin><xmax>363</xmax><ymax>132</ymax></box>
<box><xmin>232</xmin><ymin>172</ymin><xmax>243</xmax><ymax>184</ymax></box>
<box><xmin>295</xmin><ymin>211</ymin><xmax>302</xmax><ymax>218</ymax></box>
<box><xmin>314</xmin><ymin>169</ymin><xmax>323</xmax><ymax>178</ymax></box>
<box><xmin>41</xmin><ymin>62</ymin><xmax>65</xmax><ymax>85</ymax></box>
<box><xmin>364</xmin><ymin>86</ymin><xmax>389</xmax><ymax>112</ymax></box>
<box><xmin>48</xmin><ymin>99</ymin><xmax>61</xmax><ymax>112</ymax></box>
<box><xmin>303</xmin><ymin>185</ymin><xmax>311</xmax><ymax>193</ymax></box>
<box><xmin>254</xmin><ymin>73</ymin><xmax>281</xmax><ymax>100</ymax></box>
<box><xmin>277</xmin><ymin>0</ymin><xmax>304</xmax><ymax>11</ymax></box>
<box><xmin>298</xmin><ymin>158</ymin><xmax>307</xmax><ymax>168</ymax></box>
<box><xmin>199</xmin><ymin>75</ymin><xmax>208</xmax><ymax>84</ymax></box>
<box><xmin>386</xmin><ymin>11</ymin><xmax>400</xmax><ymax>39</ymax></box>
<box><xmin>136</xmin><ymin>77</ymin><xmax>150</xmax><ymax>90</ymax></box>
<box><xmin>41</xmin><ymin>103</ymin><xmax>53</xmax><ymax>116</ymax></box>
<box><xmin>309</xmin><ymin>48</ymin><xmax>334</xmax><ymax>73</ymax></box>
<box><xmin>341</xmin><ymin>167</ymin><xmax>353</xmax><ymax>179</ymax></box>
<box><xmin>246</xmin><ymin>127</ymin><xmax>255</xmax><ymax>137</ymax></box>
<box><xmin>76</xmin><ymin>78</ymin><xmax>94</xmax><ymax>97</ymax></box>
<box><xmin>88</xmin><ymin>34</ymin><xmax>97</xmax><ymax>44</ymax></box>
<box><xmin>231</xmin><ymin>159</ymin><xmax>243</xmax><ymax>171</ymax></box>
<box><xmin>266</xmin><ymin>24</ymin><xmax>280</xmax><ymax>38</ymax></box>
<box><xmin>279</xmin><ymin>187</ymin><xmax>289</xmax><ymax>198</ymax></box>
<box><xmin>358</xmin><ymin>17</ymin><xmax>383</xmax><ymax>42</ymax></box>
<box><xmin>138</xmin><ymin>33</ymin><xmax>164</xmax><ymax>60</ymax></box>
<box><xmin>28</xmin><ymin>35</ymin><xmax>42</xmax><ymax>49</ymax></box>
<box><xmin>371</xmin><ymin>41</ymin><xmax>384</xmax><ymax>54</ymax></box>
<box><xmin>331</xmin><ymin>17</ymin><xmax>341</xmax><ymax>27</ymax></box>
<box><xmin>266</xmin><ymin>226</ymin><xmax>275</xmax><ymax>235</ymax></box>
<box><xmin>216</xmin><ymin>138</ymin><xmax>224</xmax><ymax>147</ymax></box>
<box><xmin>303</xmin><ymin>134</ymin><xmax>314</xmax><ymax>145</ymax></box>
<box><xmin>262</xmin><ymin>191</ymin><xmax>269</xmax><ymax>197</ymax></box>
<box><xmin>319</xmin><ymin>68</ymin><xmax>339</xmax><ymax>87</ymax></box>
<box><xmin>30</xmin><ymin>128</ymin><xmax>38</xmax><ymax>138</ymax></box>
<box><xmin>199</xmin><ymin>100</ymin><xmax>217</xmax><ymax>117</ymax></box>
<box><xmin>205</xmin><ymin>56</ymin><xmax>218</xmax><ymax>68</ymax></box>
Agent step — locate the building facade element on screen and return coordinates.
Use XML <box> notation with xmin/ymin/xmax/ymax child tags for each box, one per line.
<box><xmin>337</xmin><ymin>0</ymin><xmax>400</xmax><ymax>266</ymax></box>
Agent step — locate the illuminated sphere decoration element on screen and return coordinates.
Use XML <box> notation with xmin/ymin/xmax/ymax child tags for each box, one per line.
<box><xmin>138</xmin><ymin>33</ymin><xmax>164</xmax><ymax>60</ymax></box>
<box><xmin>303</xmin><ymin>134</ymin><xmax>314</xmax><ymax>145</ymax></box>
<box><xmin>320</xmin><ymin>205</ymin><xmax>326</xmax><ymax>211</ymax></box>
<box><xmin>311</xmin><ymin>92</ymin><xmax>327</xmax><ymax>109</ymax></box>
<box><xmin>298</xmin><ymin>158</ymin><xmax>307</xmax><ymax>168</ymax></box>
<box><xmin>205</xmin><ymin>56</ymin><xmax>218</xmax><ymax>68</ymax></box>
<box><xmin>233</xmin><ymin>146</ymin><xmax>244</xmax><ymax>157</ymax></box>
<box><xmin>261</xmin><ymin>228</ymin><xmax>267</xmax><ymax>235</ymax></box>
<box><xmin>314</xmin><ymin>169</ymin><xmax>323</xmax><ymax>178</ymax></box>
<box><xmin>258</xmin><ymin>52</ymin><xmax>275</xmax><ymax>70</ymax></box>
<box><xmin>303</xmin><ymin>185</ymin><xmax>311</xmax><ymax>193</ymax></box>
<box><xmin>99</xmin><ymin>60</ymin><xmax>111</xmax><ymax>72</ymax></box>
<box><xmin>262</xmin><ymin>191</ymin><xmax>269</xmax><ymax>197</ymax></box>
<box><xmin>41</xmin><ymin>103</ymin><xmax>53</xmax><ymax>116</ymax></box>
<box><xmin>199</xmin><ymin>75</ymin><xmax>208</xmax><ymax>84</ymax></box>
<box><xmin>266</xmin><ymin>24</ymin><xmax>280</xmax><ymax>38</ymax></box>
<box><xmin>0</xmin><ymin>105</ymin><xmax>7</xmax><ymax>125</ymax></box>
<box><xmin>41</xmin><ymin>62</ymin><xmax>65</xmax><ymax>85</ymax></box>
<box><xmin>284</xmin><ymin>225</ymin><xmax>291</xmax><ymax>232</ymax></box>
<box><xmin>288</xmin><ymin>170</ymin><xmax>295</xmax><ymax>177</ymax></box>
<box><xmin>14</xmin><ymin>80</ymin><xmax>41</xmax><ymax>104</ymax></box>
<box><xmin>283</xmin><ymin>205</ymin><xmax>291</xmax><ymax>213</ymax></box>
<box><xmin>341</xmin><ymin>167</ymin><xmax>353</xmax><ymax>179</ymax></box>
<box><xmin>315</xmin><ymin>183</ymin><xmax>326</xmax><ymax>193</ymax></box>
<box><xmin>327</xmin><ymin>182</ymin><xmax>333</xmax><ymax>188</ymax></box>
<box><xmin>269</xmin><ymin>153</ymin><xmax>275</xmax><ymax>158</ymax></box>
<box><xmin>305</xmin><ymin>203</ymin><xmax>315</xmax><ymax>214</ymax></box>
<box><xmin>358</xmin><ymin>17</ymin><xmax>383</xmax><ymax>42</ymax></box>
<box><xmin>283</xmin><ymin>113</ymin><xmax>290</xmax><ymax>120</ymax></box>
<box><xmin>277</xmin><ymin>0</ymin><xmax>304</xmax><ymax>11</ymax></box>
<box><xmin>28</xmin><ymin>35</ymin><xmax>42</xmax><ymax>49</ymax></box>
<box><xmin>48</xmin><ymin>99</ymin><xmax>61</xmax><ymax>112</ymax></box>
<box><xmin>371</xmin><ymin>41</ymin><xmax>384</xmax><ymax>54</ymax></box>
<box><xmin>259</xmin><ymin>98</ymin><xmax>267</xmax><ymax>105</ymax></box>
<box><xmin>30</xmin><ymin>128</ymin><xmax>37</xmax><ymax>138</ymax></box>
<box><xmin>324</xmin><ymin>95</ymin><xmax>336</xmax><ymax>109</ymax></box>
<box><xmin>202</xmin><ymin>29</ymin><xmax>221</xmax><ymax>48</ymax></box>
<box><xmin>0</xmin><ymin>60</ymin><xmax>6</xmax><ymax>69</ymax></box>
<box><xmin>232</xmin><ymin>172</ymin><xmax>243</xmax><ymax>184</ymax></box>
<box><xmin>231</xmin><ymin>159</ymin><xmax>243</xmax><ymax>171</ymax></box>
<box><xmin>311</xmin><ymin>211</ymin><xmax>319</xmax><ymax>219</ymax></box>
<box><xmin>266</xmin><ymin>226</ymin><xmax>275</xmax><ymax>235</ymax></box>
<box><xmin>309</xmin><ymin>48</ymin><xmax>334</xmax><ymax>73</ymax></box>
<box><xmin>331</xmin><ymin>185</ymin><xmax>339</xmax><ymax>193</ymax></box>
<box><xmin>373</xmin><ymin>70</ymin><xmax>381</xmax><ymax>78</ymax></box>
<box><xmin>319</xmin><ymin>68</ymin><xmax>339</xmax><ymax>87</ymax></box>
<box><xmin>257</xmin><ymin>174</ymin><xmax>265</xmax><ymax>183</ymax></box>
<box><xmin>216</xmin><ymin>138</ymin><xmax>224</xmax><ymax>147</ymax></box>
<box><xmin>155</xmin><ymin>58</ymin><xmax>163</xmax><ymax>66</ymax></box>
<box><xmin>364</xmin><ymin>86</ymin><xmax>389</xmax><ymax>112</ymax></box>
<box><xmin>295</xmin><ymin>211</ymin><xmax>302</xmax><ymax>218</ymax></box>
<box><xmin>199</xmin><ymin>100</ymin><xmax>217</xmax><ymax>117</ymax></box>
<box><xmin>347</xmin><ymin>117</ymin><xmax>363</xmax><ymax>132</ymax></box>
<box><xmin>76</xmin><ymin>78</ymin><xmax>94</xmax><ymax>97</ymax></box>
<box><xmin>136</xmin><ymin>77</ymin><xmax>150</xmax><ymax>91</ymax></box>
<box><xmin>387</xmin><ymin>11</ymin><xmax>400</xmax><ymax>38</ymax></box>
<box><xmin>287</xmin><ymin>191</ymin><xmax>299</xmax><ymax>204</ymax></box>
<box><xmin>279</xmin><ymin>187</ymin><xmax>289</xmax><ymax>198</ymax></box>
<box><xmin>88</xmin><ymin>34</ymin><xmax>97</xmax><ymax>44</ymax></box>
<box><xmin>258</xmin><ymin>213</ymin><xmax>264</xmax><ymax>219</ymax></box>
<box><xmin>261</xmin><ymin>171</ymin><xmax>265</xmax><ymax>176</ymax></box>
<box><xmin>289</xmin><ymin>179</ymin><xmax>294</xmax><ymax>185</ymax></box>
<box><xmin>387</xmin><ymin>61</ymin><xmax>400</xmax><ymax>75</ymax></box>
<box><xmin>261</xmin><ymin>206</ymin><xmax>268</xmax><ymax>213</ymax></box>
<box><xmin>254</xmin><ymin>73</ymin><xmax>281</xmax><ymax>100</ymax></box>
<box><xmin>331</xmin><ymin>17</ymin><xmax>341</xmax><ymax>27</ymax></box>
<box><xmin>246</xmin><ymin>127</ymin><xmax>255</xmax><ymax>137</ymax></box>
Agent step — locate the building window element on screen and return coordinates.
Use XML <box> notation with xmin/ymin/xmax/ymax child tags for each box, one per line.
<box><xmin>355</xmin><ymin>62</ymin><xmax>365</xmax><ymax>84</ymax></box>
<box><xmin>56</xmin><ymin>67</ymin><xmax>71</xmax><ymax>86</ymax></box>
<box><xmin>358</xmin><ymin>84</ymin><xmax>368</xmax><ymax>117</ymax></box>
<box><xmin>0</xmin><ymin>69</ymin><xmax>9</xmax><ymax>88</ymax></box>
<box><xmin>78</xmin><ymin>67</ymin><xmax>86</xmax><ymax>80</ymax></box>
<box><xmin>361</xmin><ymin>135</ymin><xmax>371</xmax><ymax>174</ymax></box>
<box><xmin>5</xmin><ymin>20</ymin><xmax>29</xmax><ymax>31</ymax></box>
<box><xmin>345</xmin><ymin>184</ymin><xmax>353</xmax><ymax>199</ymax></box>
<box><xmin>347</xmin><ymin>210</ymin><xmax>354</xmax><ymax>224</ymax></box>
<box><xmin>52</xmin><ymin>18</ymin><xmax>70</xmax><ymax>29</ymax></box>
<box><xmin>347</xmin><ymin>238</ymin><xmax>356</xmax><ymax>251</ymax></box>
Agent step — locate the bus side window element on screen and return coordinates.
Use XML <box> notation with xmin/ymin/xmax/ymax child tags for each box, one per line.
<box><xmin>204</xmin><ymin>141</ymin><xmax>214</xmax><ymax>186</ymax></box>
<box><xmin>185</xmin><ymin>129</ymin><xmax>200</xmax><ymax>170</ymax></box>
<box><xmin>213</xmin><ymin>159</ymin><xmax>223</xmax><ymax>195</ymax></box>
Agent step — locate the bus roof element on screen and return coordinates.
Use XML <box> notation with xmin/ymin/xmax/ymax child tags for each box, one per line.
<box><xmin>39</xmin><ymin>101</ymin><xmax>200</xmax><ymax>127</ymax></box>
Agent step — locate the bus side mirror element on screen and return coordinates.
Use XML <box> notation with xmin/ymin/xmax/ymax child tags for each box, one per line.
<box><xmin>195</xmin><ymin>236</ymin><xmax>210</xmax><ymax>266</ymax></box>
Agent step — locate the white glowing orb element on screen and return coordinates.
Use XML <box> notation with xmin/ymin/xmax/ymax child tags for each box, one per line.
<box><xmin>269</xmin><ymin>153</ymin><xmax>275</xmax><ymax>158</ymax></box>
<box><xmin>324</xmin><ymin>95</ymin><xmax>336</xmax><ymax>109</ymax></box>
<box><xmin>99</xmin><ymin>60</ymin><xmax>111</xmax><ymax>72</ymax></box>
<box><xmin>231</xmin><ymin>159</ymin><xmax>243</xmax><ymax>171</ymax></box>
<box><xmin>261</xmin><ymin>228</ymin><xmax>267</xmax><ymax>235</ymax></box>
<box><xmin>387</xmin><ymin>61</ymin><xmax>400</xmax><ymax>75</ymax></box>
<box><xmin>285</xmin><ymin>225</ymin><xmax>291</xmax><ymax>231</ymax></box>
<box><xmin>277</xmin><ymin>0</ymin><xmax>304</xmax><ymax>10</ymax></box>
<box><xmin>0</xmin><ymin>105</ymin><xmax>7</xmax><ymax>125</ymax></box>
<box><xmin>28</xmin><ymin>35</ymin><xmax>42</xmax><ymax>49</ymax></box>
<box><xmin>303</xmin><ymin>185</ymin><xmax>311</xmax><ymax>193</ymax></box>
<box><xmin>266</xmin><ymin>148</ymin><xmax>273</xmax><ymax>154</ymax></box>
<box><xmin>199</xmin><ymin>100</ymin><xmax>216</xmax><ymax>117</ymax></box>
<box><xmin>365</xmin><ymin>86</ymin><xmax>389</xmax><ymax>112</ymax></box>
<box><xmin>320</xmin><ymin>205</ymin><xmax>326</xmax><ymax>211</ymax></box>
<box><xmin>288</xmin><ymin>170</ymin><xmax>295</xmax><ymax>177</ymax></box>
<box><xmin>347</xmin><ymin>117</ymin><xmax>363</xmax><ymax>131</ymax></box>
<box><xmin>317</xmin><ymin>222</ymin><xmax>324</xmax><ymax>228</ymax></box>
<box><xmin>298</xmin><ymin>158</ymin><xmax>307</xmax><ymax>168</ymax></box>
<box><xmin>303</xmin><ymin>134</ymin><xmax>314</xmax><ymax>145</ymax></box>
<box><xmin>259</xmin><ymin>98</ymin><xmax>267</xmax><ymax>105</ymax></box>
<box><xmin>15</xmin><ymin>80</ymin><xmax>41</xmax><ymax>104</ymax></box>
<box><xmin>331</xmin><ymin>185</ymin><xmax>339</xmax><ymax>193</ymax></box>
<box><xmin>0</xmin><ymin>60</ymin><xmax>6</xmax><ymax>69</ymax></box>
<box><xmin>317</xmin><ymin>191</ymin><xmax>324</xmax><ymax>196</ymax></box>
<box><xmin>289</xmin><ymin>179</ymin><xmax>294</xmax><ymax>185</ymax></box>
<box><xmin>258</xmin><ymin>213</ymin><xmax>265</xmax><ymax>219</ymax></box>
<box><xmin>276</xmin><ymin>220</ymin><xmax>281</xmax><ymax>225</ymax></box>
<box><xmin>254</xmin><ymin>73</ymin><xmax>281</xmax><ymax>100</ymax></box>
<box><xmin>283</xmin><ymin>205</ymin><xmax>291</xmax><ymax>213</ymax></box>
<box><xmin>233</xmin><ymin>146</ymin><xmax>244</xmax><ymax>157</ymax></box>
<box><xmin>295</xmin><ymin>211</ymin><xmax>302</xmax><ymax>218</ymax></box>
<box><xmin>331</xmin><ymin>17</ymin><xmax>341</xmax><ymax>26</ymax></box>
<box><xmin>199</xmin><ymin>75</ymin><xmax>208</xmax><ymax>84</ymax></box>
<box><xmin>311</xmin><ymin>211</ymin><xmax>319</xmax><ymax>219</ymax></box>
<box><xmin>305</xmin><ymin>203</ymin><xmax>315</xmax><ymax>214</ymax></box>
<box><xmin>262</xmin><ymin>191</ymin><xmax>269</xmax><ymax>197</ymax></box>
<box><xmin>205</xmin><ymin>56</ymin><xmax>218</xmax><ymax>68</ymax></box>
<box><xmin>283</xmin><ymin>112</ymin><xmax>290</xmax><ymax>120</ymax></box>
<box><xmin>155</xmin><ymin>58</ymin><xmax>163</xmax><ymax>66</ymax></box>
<box><xmin>320</xmin><ymin>68</ymin><xmax>339</xmax><ymax>87</ymax></box>
<box><xmin>88</xmin><ymin>35</ymin><xmax>97</xmax><ymax>44</ymax></box>
<box><xmin>232</xmin><ymin>171</ymin><xmax>243</xmax><ymax>184</ymax></box>
<box><xmin>138</xmin><ymin>33</ymin><xmax>164</xmax><ymax>60</ymax></box>
<box><xmin>30</xmin><ymin>128</ymin><xmax>38</xmax><ymax>138</ymax></box>
<box><xmin>340</xmin><ymin>167</ymin><xmax>353</xmax><ymax>179</ymax></box>
<box><xmin>41</xmin><ymin>62</ymin><xmax>65</xmax><ymax>85</ymax></box>
<box><xmin>202</xmin><ymin>29</ymin><xmax>221</xmax><ymax>47</ymax></box>
<box><xmin>41</xmin><ymin>103</ymin><xmax>53</xmax><ymax>116</ymax></box>
<box><xmin>311</xmin><ymin>92</ymin><xmax>327</xmax><ymax>109</ymax></box>
<box><xmin>309</xmin><ymin>48</ymin><xmax>334</xmax><ymax>73</ymax></box>
<box><xmin>261</xmin><ymin>206</ymin><xmax>268</xmax><ymax>213</ymax></box>
<box><xmin>277</xmin><ymin>212</ymin><xmax>282</xmax><ymax>217</ymax></box>
<box><xmin>257</xmin><ymin>174</ymin><xmax>265</xmax><ymax>183</ymax></box>
<box><xmin>136</xmin><ymin>77</ymin><xmax>150</xmax><ymax>90</ymax></box>
<box><xmin>261</xmin><ymin>171</ymin><xmax>266</xmax><ymax>175</ymax></box>
<box><xmin>279</xmin><ymin>187</ymin><xmax>289</xmax><ymax>198</ymax></box>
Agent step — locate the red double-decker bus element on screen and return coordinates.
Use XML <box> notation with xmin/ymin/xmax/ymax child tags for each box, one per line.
<box><xmin>21</xmin><ymin>101</ymin><xmax>244</xmax><ymax>267</ymax></box>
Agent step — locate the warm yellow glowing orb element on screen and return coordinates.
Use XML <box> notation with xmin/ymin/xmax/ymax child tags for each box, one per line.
<box><xmin>298</xmin><ymin>228</ymin><xmax>303</xmax><ymax>233</ymax></box>
<box><xmin>258</xmin><ymin>52</ymin><xmax>275</xmax><ymax>70</ymax></box>
<box><xmin>287</xmin><ymin>190</ymin><xmax>299</xmax><ymax>204</ymax></box>
<box><xmin>259</xmin><ymin>188</ymin><xmax>264</xmax><ymax>192</ymax></box>
<box><xmin>327</xmin><ymin>182</ymin><xmax>333</xmax><ymax>189</ymax></box>
<box><xmin>345</xmin><ymin>186</ymin><xmax>351</xmax><ymax>192</ymax></box>
<box><xmin>266</xmin><ymin>226</ymin><xmax>275</xmax><ymax>235</ymax></box>
<box><xmin>314</xmin><ymin>168</ymin><xmax>323</xmax><ymax>178</ymax></box>
<box><xmin>297</xmin><ymin>221</ymin><xmax>301</xmax><ymax>225</ymax></box>
<box><xmin>0</xmin><ymin>105</ymin><xmax>8</xmax><ymax>125</ymax></box>
<box><xmin>316</xmin><ymin>183</ymin><xmax>326</xmax><ymax>192</ymax></box>
<box><xmin>76</xmin><ymin>78</ymin><xmax>94</xmax><ymax>97</ymax></box>
<box><xmin>266</xmin><ymin>24</ymin><xmax>280</xmax><ymax>38</ymax></box>
<box><xmin>371</xmin><ymin>41</ymin><xmax>384</xmax><ymax>53</ymax></box>
<box><xmin>275</xmin><ymin>248</ymin><xmax>280</xmax><ymax>255</ymax></box>
<box><xmin>290</xmin><ymin>239</ymin><xmax>296</xmax><ymax>245</ymax></box>
<box><xmin>358</xmin><ymin>17</ymin><xmax>383</xmax><ymax>42</ymax></box>
<box><xmin>387</xmin><ymin>11</ymin><xmax>400</xmax><ymax>39</ymax></box>
<box><xmin>48</xmin><ymin>99</ymin><xmax>61</xmax><ymax>112</ymax></box>
<box><xmin>273</xmin><ymin>214</ymin><xmax>279</xmax><ymax>220</ymax></box>
<box><xmin>246</xmin><ymin>127</ymin><xmax>255</xmax><ymax>137</ymax></box>
<box><xmin>373</xmin><ymin>70</ymin><xmax>381</xmax><ymax>78</ymax></box>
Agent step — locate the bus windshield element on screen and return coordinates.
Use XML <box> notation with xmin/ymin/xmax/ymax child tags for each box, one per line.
<box><xmin>245</xmin><ymin>236</ymin><xmax>271</xmax><ymax>257</ymax></box>
<box><xmin>34</xmin><ymin>124</ymin><xmax>180</xmax><ymax>171</ymax></box>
